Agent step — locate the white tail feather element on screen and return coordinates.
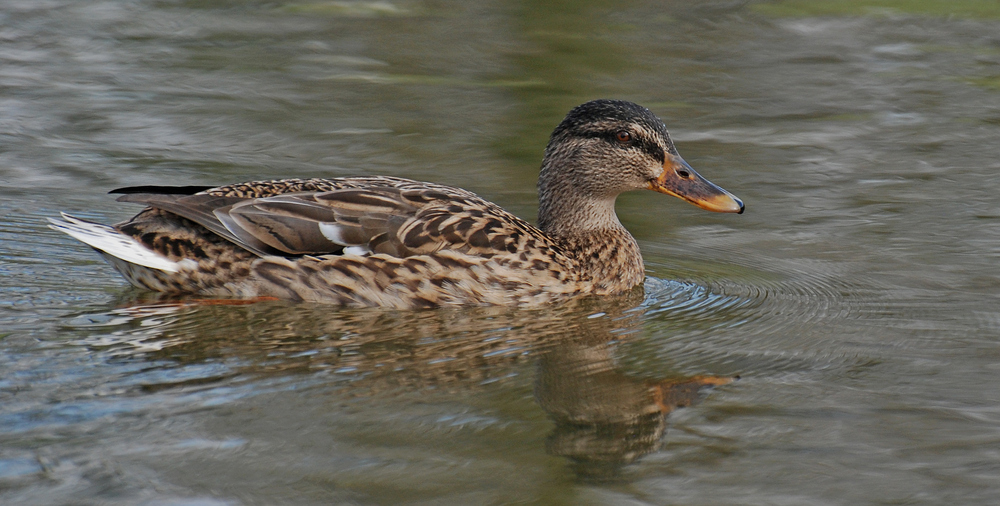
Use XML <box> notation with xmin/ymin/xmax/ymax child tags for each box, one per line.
<box><xmin>48</xmin><ymin>213</ymin><xmax>183</xmax><ymax>273</ymax></box>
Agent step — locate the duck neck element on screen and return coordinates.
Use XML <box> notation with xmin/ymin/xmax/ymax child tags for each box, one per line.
<box><xmin>537</xmin><ymin>169</ymin><xmax>645</xmax><ymax>292</ymax></box>
<box><xmin>537</xmin><ymin>190</ymin><xmax>621</xmax><ymax>236</ymax></box>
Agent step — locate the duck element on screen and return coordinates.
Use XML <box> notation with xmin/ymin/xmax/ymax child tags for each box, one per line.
<box><xmin>50</xmin><ymin>99</ymin><xmax>743</xmax><ymax>308</ymax></box>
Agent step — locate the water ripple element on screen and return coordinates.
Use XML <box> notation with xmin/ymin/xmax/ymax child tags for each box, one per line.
<box><xmin>636</xmin><ymin>261</ymin><xmax>897</xmax><ymax>378</ymax></box>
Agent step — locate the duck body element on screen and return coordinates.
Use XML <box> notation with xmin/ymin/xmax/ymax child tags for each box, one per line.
<box><xmin>51</xmin><ymin>100</ymin><xmax>743</xmax><ymax>309</ymax></box>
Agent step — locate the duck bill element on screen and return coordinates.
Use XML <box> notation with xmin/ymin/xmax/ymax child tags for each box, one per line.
<box><xmin>648</xmin><ymin>153</ymin><xmax>744</xmax><ymax>214</ymax></box>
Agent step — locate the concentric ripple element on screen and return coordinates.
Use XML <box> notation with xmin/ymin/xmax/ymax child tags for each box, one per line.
<box><xmin>636</xmin><ymin>257</ymin><xmax>901</xmax><ymax>378</ymax></box>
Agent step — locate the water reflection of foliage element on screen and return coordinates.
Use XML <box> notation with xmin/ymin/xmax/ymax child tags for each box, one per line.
<box><xmin>104</xmin><ymin>289</ymin><xmax>729</xmax><ymax>482</ymax></box>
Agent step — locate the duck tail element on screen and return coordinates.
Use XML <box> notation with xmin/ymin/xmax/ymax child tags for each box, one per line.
<box><xmin>48</xmin><ymin>213</ymin><xmax>186</xmax><ymax>273</ymax></box>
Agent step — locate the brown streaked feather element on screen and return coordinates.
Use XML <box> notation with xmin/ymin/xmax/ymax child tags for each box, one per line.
<box><xmin>118</xmin><ymin>178</ymin><xmax>565</xmax><ymax>266</ymax></box>
<box><xmin>117</xmin><ymin>193</ymin><xmax>277</xmax><ymax>256</ymax></box>
<box><xmin>102</xmin><ymin>177</ymin><xmax>592</xmax><ymax>307</ymax></box>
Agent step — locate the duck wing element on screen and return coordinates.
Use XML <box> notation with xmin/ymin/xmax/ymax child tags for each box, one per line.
<box><xmin>116</xmin><ymin>181</ymin><xmax>555</xmax><ymax>261</ymax></box>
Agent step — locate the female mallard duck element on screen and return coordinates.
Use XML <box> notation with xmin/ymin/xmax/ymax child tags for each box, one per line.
<box><xmin>50</xmin><ymin>100</ymin><xmax>743</xmax><ymax>308</ymax></box>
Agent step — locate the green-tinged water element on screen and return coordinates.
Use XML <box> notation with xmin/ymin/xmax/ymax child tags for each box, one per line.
<box><xmin>3</xmin><ymin>1</ymin><xmax>1000</xmax><ymax>504</ymax></box>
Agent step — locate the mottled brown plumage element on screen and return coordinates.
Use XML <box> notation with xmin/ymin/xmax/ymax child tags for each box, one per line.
<box><xmin>51</xmin><ymin>100</ymin><xmax>743</xmax><ymax>308</ymax></box>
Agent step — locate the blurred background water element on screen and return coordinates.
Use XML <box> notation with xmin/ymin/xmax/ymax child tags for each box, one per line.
<box><xmin>2</xmin><ymin>0</ymin><xmax>1000</xmax><ymax>504</ymax></box>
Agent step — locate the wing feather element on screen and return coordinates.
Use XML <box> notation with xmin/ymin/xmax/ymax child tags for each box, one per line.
<box><xmin>114</xmin><ymin>177</ymin><xmax>559</xmax><ymax>263</ymax></box>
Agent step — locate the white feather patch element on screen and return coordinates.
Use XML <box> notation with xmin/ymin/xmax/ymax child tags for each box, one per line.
<box><xmin>342</xmin><ymin>245</ymin><xmax>371</xmax><ymax>256</ymax></box>
<box><xmin>318</xmin><ymin>222</ymin><xmax>350</xmax><ymax>245</ymax></box>
<box><xmin>48</xmin><ymin>213</ymin><xmax>184</xmax><ymax>273</ymax></box>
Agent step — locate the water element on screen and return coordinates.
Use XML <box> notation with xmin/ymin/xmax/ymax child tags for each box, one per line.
<box><xmin>2</xmin><ymin>0</ymin><xmax>1000</xmax><ymax>504</ymax></box>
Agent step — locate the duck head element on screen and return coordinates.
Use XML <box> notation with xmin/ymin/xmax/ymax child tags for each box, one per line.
<box><xmin>537</xmin><ymin>100</ymin><xmax>743</xmax><ymax>233</ymax></box>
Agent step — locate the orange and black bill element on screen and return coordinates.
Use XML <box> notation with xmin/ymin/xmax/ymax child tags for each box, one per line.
<box><xmin>648</xmin><ymin>153</ymin><xmax>744</xmax><ymax>214</ymax></box>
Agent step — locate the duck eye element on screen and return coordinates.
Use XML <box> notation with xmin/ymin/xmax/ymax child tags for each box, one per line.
<box><xmin>615</xmin><ymin>131</ymin><xmax>632</xmax><ymax>143</ymax></box>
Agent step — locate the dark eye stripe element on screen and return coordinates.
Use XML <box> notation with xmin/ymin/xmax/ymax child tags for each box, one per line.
<box><xmin>607</xmin><ymin>132</ymin><xmax>665</xmax><ymax>163</ymax></box>
<box><xmin>572</xmin><ymin>128</ymin><xmax>666</xmax><ymax>164</ymax></box>
<box><xmin>643</xmin><ymin>141</ymin><xmax>666</xmax><ymax>163</ymax></box>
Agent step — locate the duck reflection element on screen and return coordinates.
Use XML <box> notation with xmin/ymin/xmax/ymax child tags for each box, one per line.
<box><xmin>532</xmin><ymin>295</ymin><xmax>731</xmax><ymax>483</ymax></box>
<box><xmin>96</xmin><ymin>289</ymin><xmax>730</xmax><ymax>482</ymax></box>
